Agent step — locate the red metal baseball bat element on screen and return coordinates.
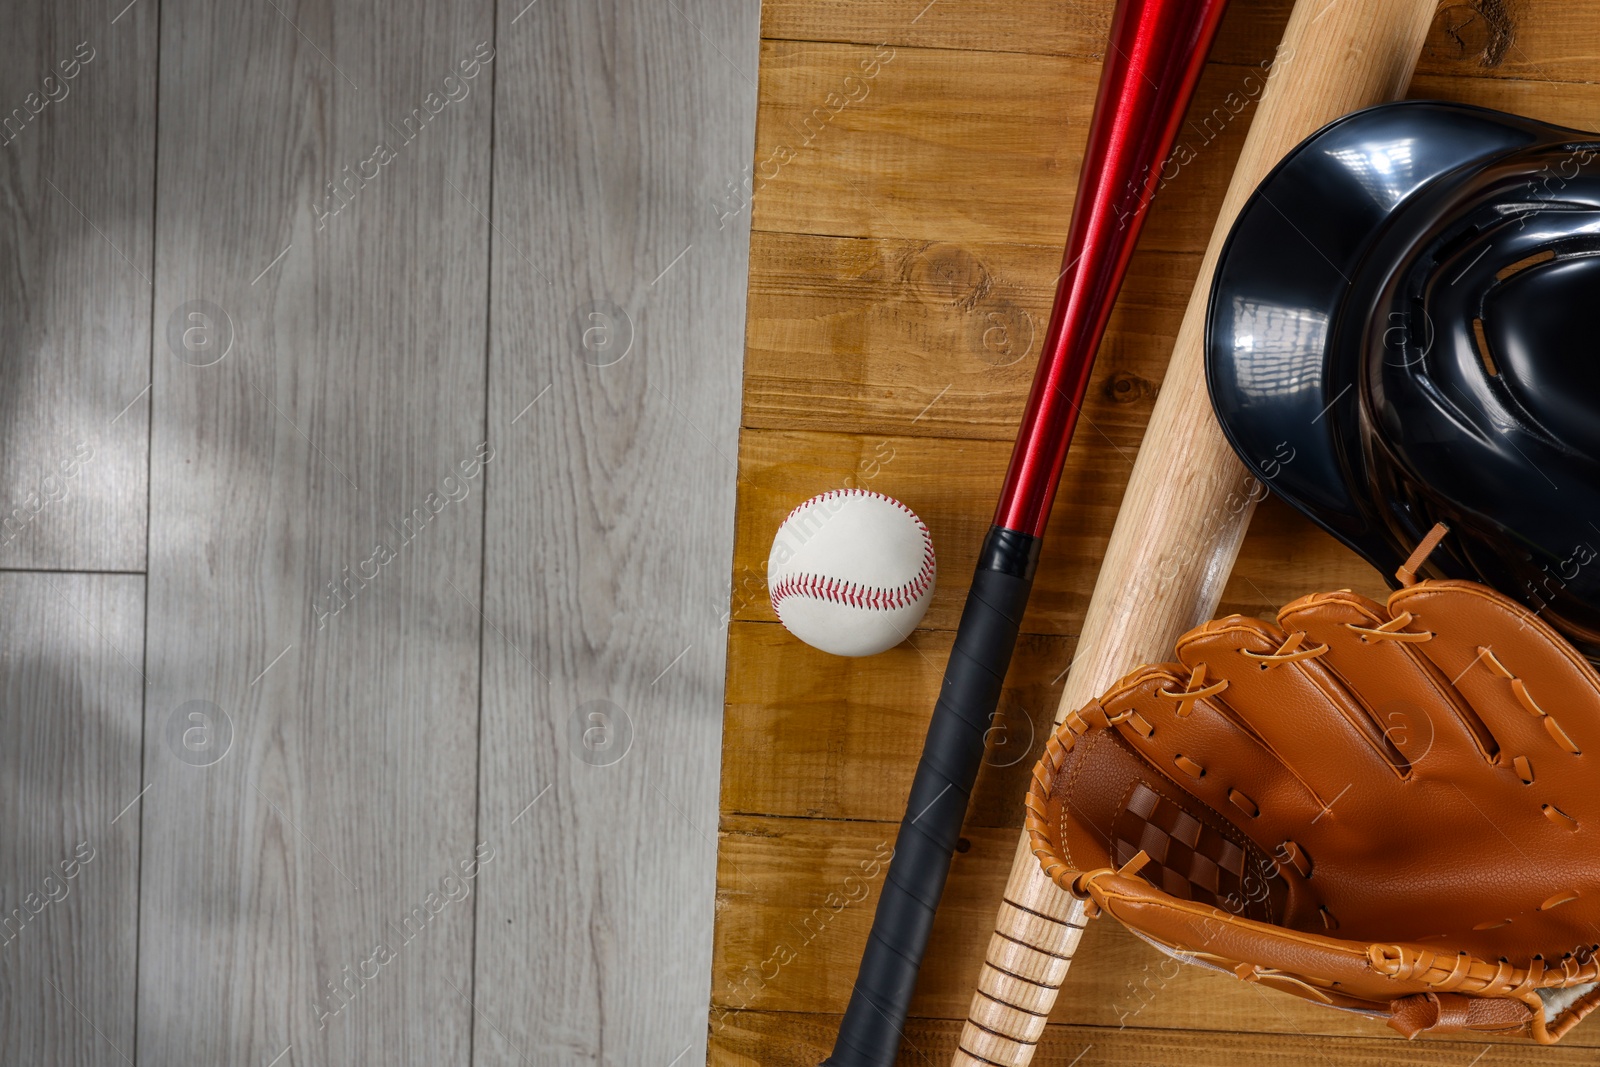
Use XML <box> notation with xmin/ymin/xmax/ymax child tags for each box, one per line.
<box><xmin>821</xmin><ymin>2</ymin><xmax>1231</xmax><ymax>1064</ymax></box>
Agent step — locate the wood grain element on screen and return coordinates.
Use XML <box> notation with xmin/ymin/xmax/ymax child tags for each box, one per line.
<box><xmin>467</xmin><ymin>0</ymin><xmax>756</xmax><ymax>1065</ymax></box>
<box><xmin>742</xmin><ymin>233</ymin><xmax>1191</xmax><ymax>441</ymax></box>
<box><xmin>711</xmin><ymin>1009</ymin><xmax>1600</xmax><ymax>1066</ymax></box>
<box><xmin>710</xmin><ymin>815</ymin><xmax>1600</xmax><ymax>1049</ymax></box>
<box><xmin>732</xmin><ymin>427</ymin><xmax>1139</xmax><ymax>636</ymax></box>
<box><xmin>748</xmin><ymin>37</ymin><xmax>1600</xmax><ymax>255</ymax></box>
<box><xmin>761</xmin><ymin>0</ymin><xmax>1598</xmax><ymax>86</ymax></box>
<box><xmin>138</xmin><ymin>1</ymin><xmax>491</xmax><ymax>1061</ymax></box>
<box><xmin>0</xmin><ymin>0</ymin><xmax>756</xmax><ymax>1061</ymax></box>
<box><xmin>750</xmin><ymin>41</ymin><xmax>1263</xmax><ymax>250</ymax></box>
<box><xmin>714</xmin><ymin>0</ymin><xmax>1600</xmax><ymax>1062</ymax></box>
<box><xmin>722</xmin><ymin>623</ymin><xmax>1076</xmax><ymax>825</ymax></box>
<box><xmin>0</xmin><ymin>574</ymin><xmax>143</xmax><ymax>1067</ymax></box>
<box><xmin>0</xmin><ymin>0</ymin><xmax>154</xmax><ymax>569</ymax></box>
<box><xmin>730</xmin><ymin>427</ymin><xmax>1386</xmax><ymax>635</ymax></box>
<box><xmin>723</xmin><ymin>489</ymin><xmax>1396</xmax><ymax>823</ymax></box>
<box><xmin>760</xmin><ymin>0</ymin><xmax>1275</xmax><ymax>64</ymax></box>
<box><xmin>1412</xmin><ymin>67</ymin><xmax>1600</xmax><ymax>123</ymax></box>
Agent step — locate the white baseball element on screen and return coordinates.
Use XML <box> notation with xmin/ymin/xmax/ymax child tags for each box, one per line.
<box><xmin>768</xmin><ymin>489</ymin><xmax>936</xmax><ymax>657</ymax></box>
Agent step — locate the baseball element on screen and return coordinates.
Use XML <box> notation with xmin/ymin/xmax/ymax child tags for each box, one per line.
<box><xmin>768</xmin><ymin>489</ymin><xmax>936</xmax><ymax>657</ymax></box>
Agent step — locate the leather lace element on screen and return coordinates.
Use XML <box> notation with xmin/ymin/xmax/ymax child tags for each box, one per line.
<box><xmin>1345</xmin><ymin>612</ymin><xmax>1433</xmax><ymax>643</ymax></box>
<box><xmin>1241</xmin><ymin>630</ymin><xmax>1330</xmax><ymax>665</ymax></box>
<box><xmin>1478</xmin><ymin>645</ymin><xmax>1582</xmax><ymax>755</ymax></box>
<box><xmin>1157</xmin><ymin>664</ymin><xmax>1227</xmax><ymax>717</ymax></box>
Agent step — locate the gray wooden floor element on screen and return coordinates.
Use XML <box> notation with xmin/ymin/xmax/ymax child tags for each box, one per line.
<box><xmin>0</xmin><ymin>0</ymin><xmax>755</xmax><ymax>1063</ymax></box>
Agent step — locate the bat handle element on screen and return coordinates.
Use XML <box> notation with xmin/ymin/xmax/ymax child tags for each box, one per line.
<box><xmin>953</xmin><ymin>838</ymin><xmax>1088</xmax><ymax>1065</ymax></box>
<box><xmin>822</xmin><ymin>526</ymin><xmax>1040</xmax><ymax>1067</ymax></box>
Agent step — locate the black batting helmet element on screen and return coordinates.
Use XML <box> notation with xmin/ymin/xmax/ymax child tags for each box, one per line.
<box><xmin>1206</xmin><ymin>100</ymin><xmax>1600</xmax><ymax>660</ymax></box>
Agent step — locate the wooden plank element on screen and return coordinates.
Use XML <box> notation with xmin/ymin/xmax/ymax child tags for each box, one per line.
<box><xmin>730</xmin><ymin>427</ymin><xmax>1387</xmax><ymax>635</ymax></box>
<box><xmin>761</xmin><ymin>0</ymin><xmax>1599</xmax><ymax>87</ymax></box>
<box><xmin>710</xmin><ymin>814</ymin><xmax>1367</xmax><ymax>1027</ymax></box>
<box><xmin>1411</xmin><ymin>67</ymin><xmax>1600</xmax><ymax>123</ymax></box>
<box><xmin>750</xmin><ymin>41</ymin><xmax>1263</xmax><ymax>251</ymax></box>
<box><xmin>710</xmin><ymin>815</ymin><xmax>1600</xmax><ymax>1049</ymax></box>
<box><xmin>722</xmin><ymin>483</ymin><xmax>1394</xmax><ymax>825</ymax></box>
<box><xmin>722</xmin><ymin>623</ymin><xmax>1074</xmax><ymax>824</ymax></box>
<box><xmin>759</xmin><ymin>0</ymin><xmax>1281</xmax><ymax>64</ymax></box>
<box><xmin>742</xmin><ymin>233</ymin><xmax>1190</xmax><ymax>441</ymax></box>
<box><xmin>137</xmin><ymin>2</ymin><xmax>491</xmax><ymax>1062</ymax></box>
<box><xmin>711</xmin><ymin>1009</ymin><xmax>1596</xmax><ymax>1066</ymax></box>
<box><xmin>0</xmin><ymin>1</ymin><xmax>154</xmax><ymax>569</ymax></box>
<box><xmin>731</xmin><ymin>427</ymin><xmax>1131</xmax><ymax>636</ymax></box>
<box><xmin>717</xmin><ymin>1</ymin><xmax>1600</xmax><ymax>1063</ymax></box>
<box><xmin>742</xmin><ymin>80</ymin><xmax>1600</xmax><ymax>446</ymax></box>
<box><xmin>0</xmin><ymin>575</ymin><xmax>143</xmax><ymax>1067</ymax></box>
<box><xmin>468</xmin><ymin>0</ymin><xmax>756</xmax><ymax>1064</ymax></box>
<box><xmin>748</xmin><ymin>39</ymin><xmax>1600</xmax><ymax>254</ymax></box>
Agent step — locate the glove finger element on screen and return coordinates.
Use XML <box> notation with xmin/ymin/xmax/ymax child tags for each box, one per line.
<box><xmin>1175</xmin><ymin>615</ymin><xmax>1408</xmax><ymax>809</ymax></box>
<box><xmin>1038</xmin><ymin>693</ymin><xmax>1288</xmax><ymax>923</ymax></box>
<box><xmin>1103</xmin><ymin>667</ymin><xmax>1324</xmax><ymax>836</ymax></box>
<box><xmin>1100</xmin><ymin>667</ymin><xmax>1324</xmax><ymax>925</ymax></box>
<box><xmin>1394</xmin><ymin>580</ymin><xmax>1600</xmax><ymax>799</ymax></box>
<box><xmin>1280</xmin><ymin>590</ymin><xmax>1498</xmax><ymax>778</ymax></box>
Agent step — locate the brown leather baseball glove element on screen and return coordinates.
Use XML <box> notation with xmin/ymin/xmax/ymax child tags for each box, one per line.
<box><xmin>1027</xmin><ymin>527</ymin><xmax>1600</xmax><ymax>1043</ymax></box>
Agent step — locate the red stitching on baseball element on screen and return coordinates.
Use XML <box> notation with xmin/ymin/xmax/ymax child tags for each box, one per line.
<box><xmin>770</xmin><ymin>491</ymin><xmax>936</xmax><ymax>616</ymax></box>
<box><xmin>781</xmin><ymin>487</ymin><xmax>924</xmax><ymax>527</ymax></box>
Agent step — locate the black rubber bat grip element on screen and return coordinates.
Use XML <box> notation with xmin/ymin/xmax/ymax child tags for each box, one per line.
<box><xmin>822</xmin><ymin>525</ymin><xmax>1040</xmax><ymax>1067</ymax></box>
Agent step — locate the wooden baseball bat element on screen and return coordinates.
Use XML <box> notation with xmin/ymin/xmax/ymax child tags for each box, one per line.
<box><xmin>953</xmin><ymin>1</ymin><xmax>1439</xmax><ymax>1064</ymax></box>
